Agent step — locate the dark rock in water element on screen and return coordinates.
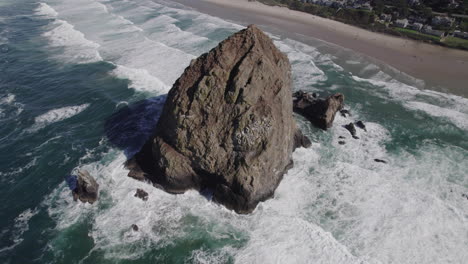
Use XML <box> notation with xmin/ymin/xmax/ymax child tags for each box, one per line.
<box><xmin>338</xmin><ymin>136</ymin><xmax>345</xmax><ymax>139</ymax></box>
<box><xmin>134</xmin><ymin>188</ymin><xmax>149</xmax><ymax>201</ymax></box>
<box><xmin>293</xmin><ymin>91</ymin><xmax>344</xmax><ymax>130</ymax></box>
<box><xmin>73</xmin><ymin>170</ymin><xmax>99</xmax><ymax>204</ymax></box>
<box><xmin>338</xmin><ymin>141</ymin><xmax>346</xmax><ymax>145</ymax></box>
<box><xmin>461</xmin><ymin>193</ymin><xmax>467</xmax><ymax>200</ymax></box>
<box><xmin>129</xmin><ymin>25</ymin><xmax>301</xmax><ymax>214</ymax></box>
<box><xmin>125</xmin><ymin>158</ymin><xmax>147</xmax><ymax>181</ymax></box>
<box><xmin>355</xmin><ymin>120</ymin><xmax>367</xmax><ymax>131</ymax></box>
<box><xmin>340</xmin><ymin>109</ymin><xmax>350</xmax><ymax>117</ymax></box>
<box><xmin>131</xmin><ymin>224</ymin><xmax>139</xmax><ymax>231</ymax></box>
<box><xmin>344</xmin><ymin>123</ymin><xmax>357</xmax><ymax>138</ymax></box>
<box><xmin>374</xmin><ymin>159</ymin><xmax>387</xmax><ymax>164</ymax></box>
<box><xmin>294</xmin><ymin>129</ymin><xmax>312</xmax><ymax>149</ymax></box>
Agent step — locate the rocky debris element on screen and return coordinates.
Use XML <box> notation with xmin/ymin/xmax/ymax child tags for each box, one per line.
<box><xmin>129</xmin><ymin>25</ymin><xmax>303</xmax><ymax>214</ymax></box>
<box><xmin>338</xmin><ymin>141</ymin><xmax>346</xmax><ymax>145</ymax></box>
<box><xmin>72</xmin><ymin>170</ymin><xmax>99</xmax><ymax>204</ymax></box>
<box><xmin>294</xmin><ymin>129</ymin><xmax>312</xmax><ymax>149</ymax></box>
<box><xmin>344</xmin><ymin>123</ymin><xmax>359</xmax><ymax>139</ymax></box>
<box><xmin>134</xmin><ymin>188</ymin><xmax>149</xmax><ymax>201</ymax></box>
<box><xmin>374</xmin><ymin>159</ymin><xmax>387</xmax><ymax>164</ymax></box>
<box><xmin>462</xmin><ymin>193</ymin><xmax>468</xmax><ymax>200</ymax></box>
<box><xmin>131</xmin><ymin>224</ymin><xmax>139</xmax><ymax>231</ymax></box>
<box><xmin>338</xmin><ymin>136</ymin><xmax>345</xmax><ymax>139</ymax></box>
<box><xmin>293</xmin><ymin>91</ymin><xmax>344</xmax><ymax>130</ymax></box>
<box><xmin>340</xmin><ymin>109</ymin><xmax>350</xmax><ymax>117</ymax></box>
<box><xmin>355</xmin><ymin>121</ymin><xmax>367</xmax><ymax>131</ymax></box>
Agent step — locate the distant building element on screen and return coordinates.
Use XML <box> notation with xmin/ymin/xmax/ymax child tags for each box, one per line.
<box><xmin>449</xmin><ymin>0</ymin><xmax>459</xmax><ymax>8</ymax></box>
<box><xmin>454</xmin><ymin>31</ymin><xmax>468</xmax><ymax>40</ymax></box>
<box><xmin>380</xmin><ymin>14</ymin><xmax>392</xmax><ymax>23</ymax></box>
<box><xmin>408</xmin><ymin>23</ymin><xmax>423</xmax><ymax>31</ymax></box>
<box><xmin>394</xmin><ymin>19</ymin><xmax>409</xmax><ymax>28</ymax></box>
<box><xmin>408</xmin><ymin>15</ymin><xmax>427</xmax><ymax>24</ymax></box>
<box><xmin>408</xmin><ymin>0</ymin><xmax>420</xmax><ymax>6</ymax></box>
<box><xmin>359</xmin><ymin>2</ymin><xmax>372</xmax><ymax>11</ymax></box>
<box><xmin>431</xmin><ymin>16</ymin><xmax>455</xmax><ymax>28</ymax></box>
<box><xmin>422</xmin><ymin>25</ymin><xmax>445</xmax><ymax>38</ymax></box>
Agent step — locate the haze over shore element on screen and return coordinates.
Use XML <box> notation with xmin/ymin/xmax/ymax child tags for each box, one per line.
<box><xmin>173</xmin><ymin>0</ymin><xmax>468</xmax><ymax>98</ymax></box>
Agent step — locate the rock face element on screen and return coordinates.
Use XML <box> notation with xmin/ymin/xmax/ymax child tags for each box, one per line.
<box><xmin>131</xmin><ymin>25</ymin><xmax>306</xmax><ymax>213</ymax></box>
<box><xmin>293</xmin><ymin>91</ymin><xmax>344</xmax><ymax>130</ymax></box>
<box><xmin>73</xmin><ymin>170</ymin><xmax>99</xmax><ymax>204</ymax></box>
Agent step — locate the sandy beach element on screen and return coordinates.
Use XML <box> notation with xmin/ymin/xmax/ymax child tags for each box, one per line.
<box><xmin>173</xmin><ymin>0</ymin><xmax>468</xmax><ymax>97</ymax></box>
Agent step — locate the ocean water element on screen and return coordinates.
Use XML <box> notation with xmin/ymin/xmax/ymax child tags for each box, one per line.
<box><xmin>0</xmin><ymin>0</ymin><xmax>467</xmax><ymax>263</ymax></box>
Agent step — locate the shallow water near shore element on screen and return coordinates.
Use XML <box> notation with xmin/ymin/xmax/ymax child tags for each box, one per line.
<box><xmin>0</xmin><ymin>0</ymin><xmax>467</xmax><ymax>263</ymax></box>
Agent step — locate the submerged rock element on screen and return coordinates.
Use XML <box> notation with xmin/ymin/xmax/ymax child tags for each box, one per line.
<box><xmin>130</xmin><ymin>25</ymin><xmax>305</xmax><ymax>214</ymax></box>
<box><xmin>134</xmin><ymin>188</ymin><xmax>149</xmax><ymax>201</ymax></box>
<box><xmin>131</xmin><ymin>224</ymin><xmax>139</xmax><ymax>231</ymax></box>
<box><xmin>338</xmin><ymin>141</ymin><xmax>346</xmax><ymax>145</ymax></box>
<box><xmin>293</xmin><ymin>91</ymin><xmax>344</xmax><ymax>130</ymax></box>
<box><xmin>73</xmin><ymin>170</ymin><xmax>99</xmax><ymax>204</ymax></box>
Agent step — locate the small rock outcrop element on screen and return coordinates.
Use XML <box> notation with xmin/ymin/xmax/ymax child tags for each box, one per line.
<box><xmin>134</xmin><ymin>189</ymin><xmax>149</xmax><ymax>201</ymax></box>
<box><xmin>340</xmin><ymin>109</ymin><xmax>350</xmax><ymax>117</ymax></box>
<box><xmin>131</xmin><ymin>224</ymin><xmax>139</xmax><ymax>231</ymax></box>
<box><xmin>293</xmin><ymin>91</ymin><xmax>344</xmax><ymax>130</ymax></box>
<box><xmin>374</xmin><ymin>159</ymin><xmax>387</xmax><ymax>164</ymax></box>
<box><xmin>344</xmin><ymin>123</ymin><xmax>359</xmax><ymax>139</ymax></box>
<box><xmin>294</xmin><ymin>129</ymin><xmax>312</xmax><ymax>149</ymax></box>
<box><xmin>72</xmin><ymin>170</ymin><xmax>99</xmax><ymax>204</ymax></box>
<box><xmin>356</xmin><ymin>121</ymin><xmax>367</xmax><ymax>131</ymax></box>
<box><xmin>129</xmin><ymin>25</ymin><xmax>307</xmax><ymax>214</ymax></box>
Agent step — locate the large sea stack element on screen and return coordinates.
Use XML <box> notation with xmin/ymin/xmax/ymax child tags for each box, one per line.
<box><xmin>129</xmin><ymin>25</ymin><xmax>308</xmax><ymax>213</ymax></box>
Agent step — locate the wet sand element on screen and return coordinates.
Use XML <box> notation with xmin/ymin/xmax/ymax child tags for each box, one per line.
<box><xmin>172</xmin><ymin>0</ymin><xmax>468</xmax><ymax>97</ymax></box>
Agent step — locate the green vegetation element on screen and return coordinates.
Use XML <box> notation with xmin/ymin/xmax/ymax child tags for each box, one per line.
<box><xmin>444</xmin><ymin>36</ymin><xmax>468</xmax><ymax>50</ymax></box>
<box><xmin>395</xmin><ymin>27</ymin><xmax>441</xmax><ymax>42</ymax></box>
<box><xmin>460</xmin><ymin>19</ymin><xmax>468</xmax><ymax>32</ymax></box>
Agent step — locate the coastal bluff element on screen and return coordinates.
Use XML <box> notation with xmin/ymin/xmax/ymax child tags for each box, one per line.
<box><xmin>127</xmin><ymin>25</ymin><xmax>309</xmax><ymax>213</ymax></box>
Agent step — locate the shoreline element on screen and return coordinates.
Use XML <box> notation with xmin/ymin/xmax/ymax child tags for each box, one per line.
<box><xmin>172</xmin><ymin>0</ymin><xmax>468</xmax><ymax>98</ymax></box>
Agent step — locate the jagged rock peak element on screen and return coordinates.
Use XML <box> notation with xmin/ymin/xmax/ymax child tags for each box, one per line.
<box><xmin>129</xmin><ymin>24</ymin><xmax>308</xmax><ymax>213</ymax></box>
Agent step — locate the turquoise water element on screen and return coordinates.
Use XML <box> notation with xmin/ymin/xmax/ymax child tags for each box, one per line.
<box><xmin>0</xmin><ymin>0</ymin><xmax>467</xmax><ymax>263</ymax></box>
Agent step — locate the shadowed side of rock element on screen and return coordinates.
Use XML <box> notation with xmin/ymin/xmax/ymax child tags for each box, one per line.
<box><xmin>129</xmin><ymin>25</ymin><xmax>308</xmax><ymax>213</ymax></box>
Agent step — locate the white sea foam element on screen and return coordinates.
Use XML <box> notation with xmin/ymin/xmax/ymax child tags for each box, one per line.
<box><xmin>29</xmin><ymin>104</ymin><xmax>89</xmax><ymax>132</ymax></box>
<box><xmin>274</xmin><ymin>38</ymin><xmax>327</xmax><ymax>89</ymax></box>
<box><xmin>346</xmin><ymin>60</ymin><xmax>361</xmax><ymax>65</ymax></box>
<box><xmin>0</xmin><ymin>93</ymin><xmax>24</xmax><ymax>119</ymax></box>
<box><xmin>36</xmin><ymin>3</ymin><xmax>58</xmax><ymax>18</ymax></box>
<box><xmin>405</xmin><ymin>101</ymin><xmax>468</xmax><ymax>131</ymax></box>
<box><xmin>43</xmin><ymin>20</ymin><xmax>102</xmax><ymax>63</ymax></box>
<box><xmin>39</xmin><ymin>0</ymin><xmax>194</xmax><ymax>89</ymax></box>
<box><xmin>0</xmin><ymin>208</ymin><xmax>39</xmax><ymax>253</ymax></box>
<box><xmin>0</xmin><ymin>93</ymin><xmax>16</xmax><ymax>105</ymax></box>
<box><xmin>111</xmin><ymin>65</ymin><xmax>170</xmax><ymax>93</ymax></box>
<box><xmin>351</xmin><ymin>73</ymin><xmax>468</xmax><ymax>131</ymax></box>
